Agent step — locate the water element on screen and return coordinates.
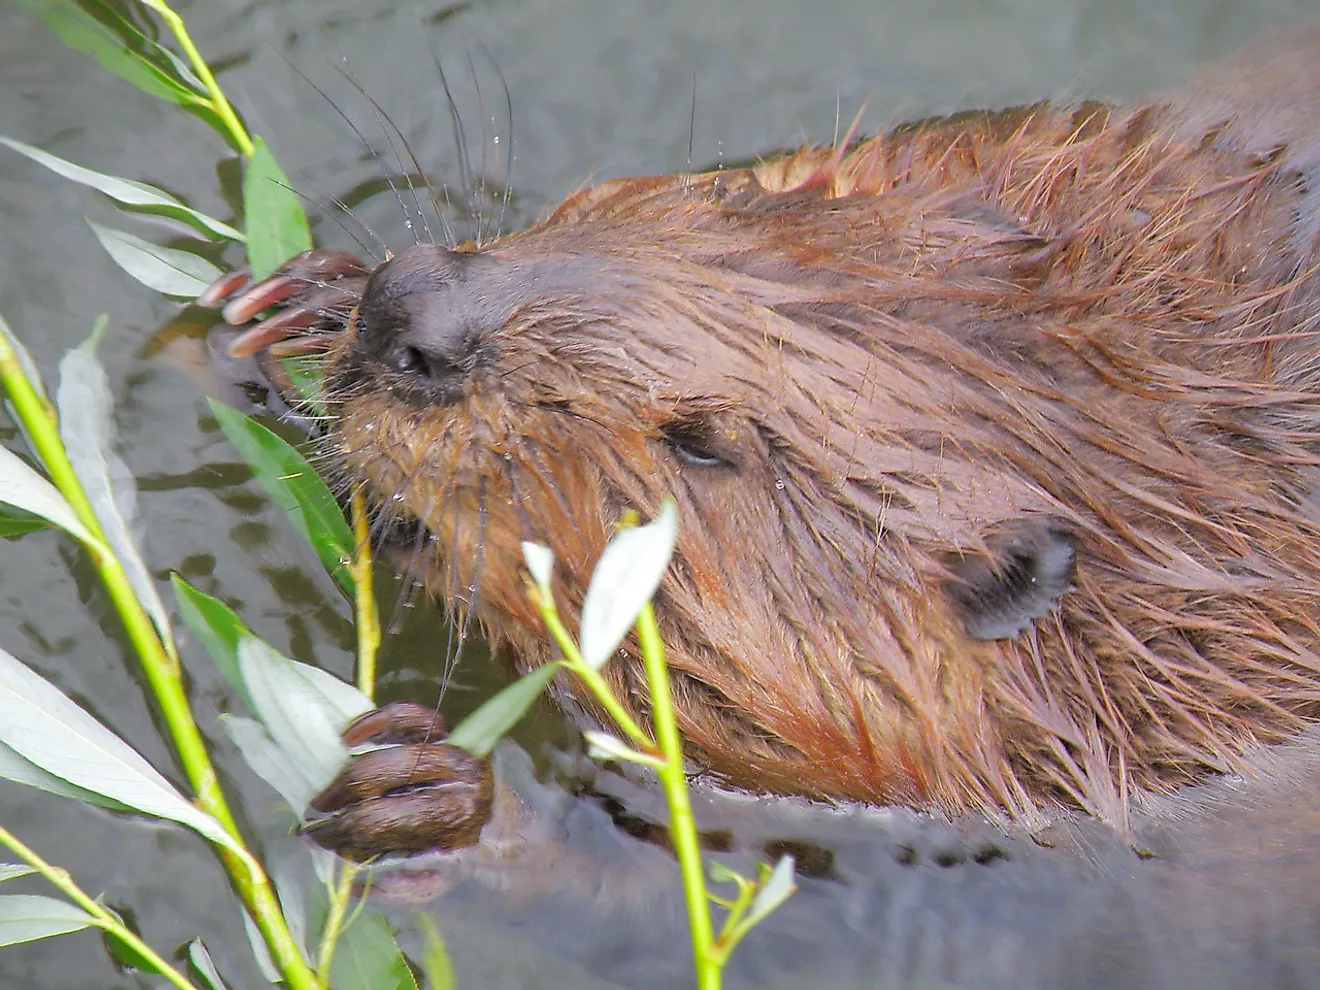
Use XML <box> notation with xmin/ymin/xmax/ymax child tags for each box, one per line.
<box><xmin>3</xmin><ymin>1</ymin><xmax>1320</xmax><ymax>987</ymax></box>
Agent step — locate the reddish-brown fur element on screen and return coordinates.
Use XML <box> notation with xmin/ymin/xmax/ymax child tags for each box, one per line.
<box><xmin>231</xmin><ymin>26</ymin><xmax>1320</xmax><ymax>832</ymax></box>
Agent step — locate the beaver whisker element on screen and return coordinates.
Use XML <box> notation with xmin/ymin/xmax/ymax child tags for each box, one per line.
<box><xmin>327</xmin><ymin>61</ymin><xmax>439</xmax><ymax>247</ymax></box>
<box><xmin>483</xmin><ymin>40</ymin><xmax>517</xmax><ymax>243</ymax></box>
<box><xmin>278</xmin><ymin>52</ymin><xmax>414</xmax><ymax>257</ymax></box>
<box><xmin>458</xmin><ymin>39</ymin><xmax>491</xmax><ymax>246</ymax></box>
<box><xmin>508</xmin><ymin>398</ymin><xmax>615</xmax><ymax>436</ymax></box>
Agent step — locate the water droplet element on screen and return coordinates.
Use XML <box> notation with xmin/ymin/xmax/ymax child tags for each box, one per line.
<box><xmin>467</xmin><ymin>584</ymin><xmax>477</xmax><ymax>593</ymax></box>
<box><xmin>493</xmin><ymin>135</ymin><xmax>500</xmax><ymax>145</ymax></box>
<box><xmin>404</xmin><ymin>220</ymin><xmax>414</xmax><ymax>230</ymax></box>
<box><xmin>775</xmin><ymin>479</ymin><xmax>786</xmax><ymax>490</ymax></box>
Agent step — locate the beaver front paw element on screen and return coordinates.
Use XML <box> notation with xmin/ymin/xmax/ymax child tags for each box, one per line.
<box><xmin>302</xmin><ymin>701</ymin><xmax>495</xmax><ymax>862</ymax></box>
<box><xmin>199</xmin><ymin>248</ymin><xmax>372</xmax><ymax>358</ymax></box>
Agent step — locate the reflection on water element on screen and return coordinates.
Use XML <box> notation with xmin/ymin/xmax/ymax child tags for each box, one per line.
<box><xmin>4</xmin><ymin>2</ymin><xmax>1320</xmax><ymax>987</ymax></box>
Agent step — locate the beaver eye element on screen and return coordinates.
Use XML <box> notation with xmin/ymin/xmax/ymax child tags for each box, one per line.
<box><xmin>662</xmin><ymin>421</ymin><xmax>735</xmax><ymax>469</ymax></box>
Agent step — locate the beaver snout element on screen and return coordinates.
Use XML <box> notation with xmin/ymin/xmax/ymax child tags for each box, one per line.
<box><xmin>352</xmin><ymin>244</ymin><xmax>516</xmax><ymax>406</ymax></box>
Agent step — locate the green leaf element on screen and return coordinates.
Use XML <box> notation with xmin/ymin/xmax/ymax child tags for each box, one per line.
<box><xmin>0</xmin><ymin>865</ymin><xmax>37</xmax><ymax>883</ymax></box>
<box><xmin>579</xmin><ymin>500</ymin><xmax>678</xmax><ymax>669</ymax></box>
<box><xmin>0</xmin><ymin>311</ymin><xmax>49</xmax><ymax>407</ymax></box>
<box><xmin>0</xmin><ymin>895</ymin><xmax>94</xmax><ymax>947</ymax></box>
<box><xmin>58</xmin><ymin>341</ymin><xmax>174</xmax><ymax>648</ymax></box>
<box><xmin>219</xmin><ymin>714</ymin><xmax>316</xmax><ymax>819</ymax></box>
<box><xmin>171</xmin><ymin>575</ymin><xmax>253</xmax><ymax>711</ymax></box>
<box><xmin>100</xmin><ymin>904</ymin><xmax>157</xmax><ymax>974</ymax></box>
<box><xmin>87</xmin><ymin>219</ymin><xmax>221</xmax><ymax>297</ymax></box>
<box><xmin>743</xmin><ymin>854</ymin><xmax>797</xmax><ymax>929</ymax></box>
<box><xmin>279</xmin><ymin>354</ymin><xmax>329</xmax><ymax>418</ymax></box>
<box><xmin>239</xmin><ymin>909</ymin><xmax>282</xmax><ymax>984</ymax></box>
<box><xmin>0</xmin><ymin>507</ymin><xmax>50</xmax><ymax>539</ymax></box>
<box><xmin>415</xmin><ymin>914</ymin><xmax>457</xmax><ymax>990</ymax></box>
<box><xmin>17</xmin><ymin>0</ymin><xmax>200</xmax><ymax>106</ymax></box>
<box><xmin>0</xmin><ymin>644</ymin><xmax>243</xmax><ymax>858</ymax></box>
<box><xmin>329</xmin><ymin>908</ymin><xmax>418</xmax><ymax>990</ymax></box>
<box><xmin>237</xmin><ymin>637</ymin><xmax>372</xmax><ymax>806</ymax></box>
<box><xmin>0</xmin><ymin>446</ymin><xmax>104</xmax><ymax>552</ymax></box>
<box><xmin>208</xmin><ymin>398</ymin><xmax>354</xmax><ymax>593</ymax></box>
<box><xmin>174</xmin><ymin>578</ymin><xmax>371</xmax><ymax>810</ymax></box>
<box><xmin>446</xmin><ymin>661</ymin><xmax>562</xmax><ymax>758</ymax></box>
<box><xmin>187</xmin><ymin>939</ymin><xmax>230</xmax><ymax>990</ymax></box>
<box><xmin>0</xmin><ymin>739</ymin><xmax>134</xmax><ymax>813</ymax></box>
<box><xmin>243</xmin><ymin>137</ymin><xmax>312</xmax><ymax>282</ymax></box>
<box><xmin>0</xmin><ymin>136</ymin><xmax>242</xmax><ymax>241</ymax></box>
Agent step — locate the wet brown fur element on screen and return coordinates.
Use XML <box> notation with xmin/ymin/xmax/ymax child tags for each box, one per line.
<box><xmin>321</xmin><ymin>27</ymin><xmax>1320</xmax><ymax>829</ymax></box>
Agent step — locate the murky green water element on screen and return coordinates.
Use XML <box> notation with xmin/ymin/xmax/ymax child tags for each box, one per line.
<box><xmin>5</xmin><ymin>1</ymin><xmax>1320</xmax><ymax>987</ymax></box>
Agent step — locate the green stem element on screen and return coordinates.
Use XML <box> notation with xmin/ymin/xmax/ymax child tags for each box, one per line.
<box><xmin>350</xmin><ymin>491</ymin><xmax>379</xmax><ymax>698</ymax></box>
<box><xmin>635</xmin><ymin>603</ymin><xmax>718</xmax><ymax>990</ymax></box>
<box><xmin>0</xmin><ymin>337</ymin><xmax>320</xmax><ymax>990</ymax></box>
<box><xmin>0</xmin><ymin>826</ymin><xmax>198</xmax><ymax>990</ymax></box>
<box><xmin>316</xmin><ymin>864</ymin><xmax>358</xmax><ymax>981</ymax></box>
<box><xmin>145</xmin><ymin>1</ymin><xmax>255</xmax><ymax>156</ymax></box>
<box><xmin>537</xmin><ymin>598</ymin><xmax>651</xmax><ymax>749</ymax></box>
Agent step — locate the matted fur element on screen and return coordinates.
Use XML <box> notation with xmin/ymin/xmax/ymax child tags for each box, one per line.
<box><xmin>320</xmin><ymin>27</ymin><xmax>1320</xmax><ymax>828</ymax></box>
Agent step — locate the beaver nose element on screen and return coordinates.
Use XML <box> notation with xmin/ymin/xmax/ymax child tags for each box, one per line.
<box><xmin>355</xmin><ymin>244</ymin><xmax>513</xmax><ymax>404</ymax></box>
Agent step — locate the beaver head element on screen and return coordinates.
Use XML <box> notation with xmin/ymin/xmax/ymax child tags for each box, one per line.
<box><xmin>320</xmin><ymin>97</ymin><xmax>1320</xmax><ymax>827</ymax></box>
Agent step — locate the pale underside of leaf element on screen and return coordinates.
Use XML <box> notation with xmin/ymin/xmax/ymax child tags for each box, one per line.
<box><xmin>0</xmin><ymin>894</ymin><xmax>95</xmax><ymax>947</ymax></box>
<box><xmin>58</xmin><ymin>344</ymin><xmax>174</xmax><ymax>648</ymax></box>
<box><xmin>579</xmin><ymin>500</ymin><xmax>678</xmax><ymax>669</ymax></box>
<box><xmin>0</xmin><ymin>135</ymin><xmax>242</xmax><ymax>241</ymax></box>
<box><xmin>0</xmin><ymin>644</ymin><xmax>240</xmax><ymax>856</ymax></box>
<box><xmin>0</xmin><ymin>445</ymin><xmax>104</xmax><ymax>552</ymax></box>
<box><xmin>88</xmin><ymin>219</ymin><xmax>222</xmax><ymax>297</ymax></box>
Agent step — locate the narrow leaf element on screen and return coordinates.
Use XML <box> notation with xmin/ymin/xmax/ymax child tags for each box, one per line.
<box><xmin>240</xmin><ymin>909</ymin><xmax>281</xmax><ymax>984</ymax></box>
<box><xmin>208</xmin><ymin>398</ymin><xmax>354</xmax><ymax>593</ymax></box>
<box><xmin>0</xmin><ymin>137</ymin><xmax>242</xmax><ymax>241</ymax></box>
<box><xmin>416</xmin><ymin>914</ymin><xmax>457</xmax><ymax>990</ymax></box>
<box><xmin>0</xmin><ymin>644</ymin><xmax>242</xmax><ymax>856</ymax></box>
<box><xmin>579</xmin><ymin>500</ymin><xmax>678</xmax><ymax>669</ymax></box>
<box><xmin>219</xmin><ymin>714</ymin><xmax>316</xmax><ymax>818</ymax></box>
<box><xmin>521</xmin><ymin>542</ymin><xmax>554</xmax><ymax>599</ymax></box>
<box><xmin>0</xmin><ymin>446</ymin><xmax>103</xmax><ymax>551</ymax></box>
<box><xmin>18</xmin><ymin>0</ymin><xmax>199</xmax><ymax>106</ymax></box>
<box><xmin>243</xmin><ymin>138</ymin><xmax>311</xmax><ymax>282</ymax></box>
<box><xmin>446</xmin><ymin>662</ymin><xmax>562</xmax><ymax>758</ymax></box>
<box><xmin>329</xmin><ymin>908</ymin><xmax>418</xmax><ymax>990</ymax></box>
<box><xmin>0</xmin><ymin>739</ymin><xmax>134</xmax><ymax>813</ymax></box>
<box><xmin>58</xmin><ymin>343</ymin><xmax>174</xmax><ymax>647</ymax></box>
<box><xmin>583</xmin><ymin>730</ymin><xmax>664</xmax><ymax>770</ymax></box>
<box><xmin>269</xmin><ymin>859</ymin><xmax>310</xmax><ymax>964</ymax></box>
<box><xmin>0</xmin><ymin>507</ymin><xmax>50</xmax><ymax>539</ymax></box>
<box><xmin>0</xmin><ymin>895</ymin><xmax>93</xmax><ymax>946</ymax></box>
<box><xmin>744</xmin><ymin>854</ymin><xmax>797</xmax><ymax>928</ymax></box>
<box><xmin>237</xmin><ymin>638</ymin><xmax>371</xmax><ymax>804</ymax></box>
<box><xmin>0</xmin><ymin>311</ymin><xmax>49</xmax><ymax>406</ymax></box>
<box><xmin>171</xmin><ymin>575</ymin><xmax>253</xmax><ymax>710</ymax></box>
<box><xmin>0</xmin><ymin>865</ymin><xmax>36</xmax><ymax>882</ymax></box>
<box><xmin>88</xmin><ymin>220</ymin><xmax>221</xmax><ymax>297</ymax></box>
<box><xmin>187</xmin><ymin>939</ymin><xmax>230</xmax><ymax>990</ymax></box>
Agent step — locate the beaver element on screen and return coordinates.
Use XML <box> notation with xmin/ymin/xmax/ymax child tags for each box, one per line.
<box><xmin>206</xmin><ymin>24</ymin><xmax>1320</xmax><ymax>860</ymax></box>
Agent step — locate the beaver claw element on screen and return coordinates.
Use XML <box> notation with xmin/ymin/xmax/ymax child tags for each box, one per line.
<box><xmin>302</xmin><ymin>701</ymin><xmax>495</xmax><ymax>862</ymax></box>
<box><xmin>199</xmin><ymin>249</ymin><xmax>371</xmax><ymax>358</ymax></box>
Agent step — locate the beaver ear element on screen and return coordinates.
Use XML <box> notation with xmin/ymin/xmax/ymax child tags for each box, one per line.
<box><xmin>943</xmin><ymin>518</ymin><xmax>1076</xmax><ymax>640</ymax></box>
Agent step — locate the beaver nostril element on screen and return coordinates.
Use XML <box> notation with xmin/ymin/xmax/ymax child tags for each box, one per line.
<box><xmin>391</xmin><ymin>345</ymin><xmax>428</xmax><ymax>377</ymax></box>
